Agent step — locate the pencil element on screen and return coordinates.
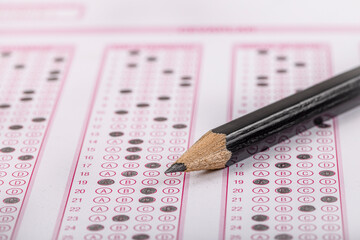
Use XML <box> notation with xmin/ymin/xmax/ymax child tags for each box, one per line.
<box><xmin>165</xmin><ymin>66</ymin><xmax>360</xmax><ymax>173</ymax></box>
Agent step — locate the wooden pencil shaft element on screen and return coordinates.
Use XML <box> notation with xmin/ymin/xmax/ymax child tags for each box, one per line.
<box><xmin>213</xmin><ymin>66</ymin><xmax>360</xmax><ymax>153</ymax></box>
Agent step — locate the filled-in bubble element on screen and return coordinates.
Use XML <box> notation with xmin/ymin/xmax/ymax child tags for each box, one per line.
<box><xmin>252</xmin><ymin>224</ymin><xmax>269</xmax><ymax>231</ymax></box>
<box><xmin>125</xmin><ymin>155</ymin><xmax>140</xmax><ymax>160</ymax></box>
<box><xmin>132</xmin><ymin>234</ymin><xmax>149</xmax><ymax>240</ymax></box>
<box><xmin>87</xmin><ymin>224</ymin><xmax>104</xmax><ymax>231</ymax></box>
<box><xmin>115</xmin><ymin>110</ymin><xmax>128</xmax><ymax>115</ymax></box>
<box><xmin>145</xmin><ymin>162</ymin><xmax>161</xmax><ymax>169</ymax></box>
<box><xmin>154</xmin><ymin>117</ymin><xmax>167</xmax><ymax>122</ymax></box>
<box><xmin>0</xmin><ymin>104</ymin><xmax>10</xmax><ymax>109</ymax></box>
<box><xmin>32</xmin><ymin>117</ymin><xmax>46</xmax><ymax>122</ymax></box>
<box><xmin>139</xmin><ymin>197</ymin><xmax>155</xmax><ymax>203</ymax></box>
<box><xmin>297</xmin><ymin>154</ymin><xmax>311</xmax><ymax>160</ymax></box>
<box><xmin>319</xmin><ymin>170</ymin><xmax>335</xmax><ymax>177</ymax></box>
<box><xmin>173</xmin><ymin>124</ymin><xmax>187</xmax><ymax>129</ymax></box>
<box><xmin>258</xmin><ymin>49</ymin><xmax>268</xmax><ymax>54</ymax></box>
<box><xmin>276</xmin><ymin>187</ymin><xmax>291</xmax><ymax>194</ymax></box>
<box><xmin>147</xmin><ymin>57</ymin><xmax>156</xmax><ymax>62</ymax></box>
<box><xmin>120</xmin><ymin>89</ymin><xmax>132</xmax><ymax>94</ymax></box>
<box><xmin>1</xmin><ymin>147</ymin><xmax>15</xmax><ymax>153</ymax></box>
<box><xmin>129</xmin><ymin>139</ymin><xmax>143</xmax><ymax>144</ymax></box>
<box><xmin>276</xmin><ymin>56</ymin><xmax>287</xmax><ymax>61</ymax></box>
<box><xmin>136</xmin><ymin>103</ymin><xmax>149</xmax><ymax>108</ymax></box>
<box><xmin>299</xmin><ymin>205</ymin><xmax>316</xmax><ymax>212</ymax></box>
<box><xmin>15</xmin><ymin>64</ymin><xmax>24</xmax><ymax>69</ymax></box>
<box><xmin>140</xmin><ymin>188</ymin><xmax>157</xmax><ymax>195</ymax></box>
<box><xmin>252</xmin><ymin>215</ymin><xmax>269</xmax><ymax>222</ymax></box>
<box><xmin>49</xmin><ymin>70</ymin><xmax>60</xmax><ymax>75</ymax></box>
<box><xmin>127</xmin><ymin>63</ymin><xmax>137</xmax><ymax>68</ymax></box>
<box><xmin>97</xmin><ymin>179</ymin><xmax>115</xmax><ymax>185</ymax></box>
<box><xmin>275</xmin><ymin>162</ymin><xmax>291</xmax><ymax>168</ymax></box>
<box><xmin>275</xmin><ymin>234</ymin><xmax>293</xmax><ymax>240</ymax></box>
<box><xmin>295</xmin><ymin>62</ymin><xmax>306</xmax><ymax>67</ymax></box>
<box><xmin>126</xmin><ymin>147</ymin><xmax>142</xmax><ymax>152</ymax></box>
<box><xmin>158</xmin><ymin>96</ymin><xmax>170</xmax><ymax>101</ymax></box>
<box><xmin>163</xmin><ymin>69</ymin><xmax>173</xmax><ymax>74</ymax></box>
<box><xmin>109</xmin><ymin>131</ymin><xmax>124</xmax><ymax>137</ymax></box>
<box><xmin>121</xmin><ymin>171</ymin><xmax>138</xmax><ymax>177</ymax></box>
<box><xmin>181</xmin><ymin>76</ymin><xmax>192</xmax><ymax>80</ymax></box>
<box><xmin>321</xmin><ymin>196</ymin><xmax>337</xmax><ymax>203</ymax></box>
<box><xmin>253</xmin><ymin>179</ymin><xmax>269</xmax><ymax>185</ymax></box>
<box><xmin>9</xmin><ymin>125</ymin><xmax>23</xmax><ymax>130</ymax></box>
<box><xmin>160</xmin><ymin>205</ymin><xmax>177</xmax><ymax>212</ymax></box>
<box><xmin>3</xmin><ymin>197</ymin><xmax>20</xmax><ymax>204</ymax></box>
<box><xmin>54</xmin><ymin>57</ymin><xmax>64</xmax><ymax>62</ymax></box>
<box><xmin>112</xmin><ymin>215</ymin><xmax>130</xmax><ymax>222</ymax></box>
<box><xmin>276</xmin><ymin>69</ymin><xmax>287</xmax><ymax>73</ymax></box>
<box><xmin>18</xmin><ymin>155</ymin><xmax>34</xmax><ymax>161</ymax></box>
<box><xmin>129</xmin><ymin>50</ymin><xmax>139</xmax><ymax>55</ymax></box>
<box><xmin>23</xmin><ymin>90</ymin><xmax>35</xmax><ymax>94</ymax></box>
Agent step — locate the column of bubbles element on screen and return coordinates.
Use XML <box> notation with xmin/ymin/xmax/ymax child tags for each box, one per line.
<box><xmin>57</xmin><ymin>45</ymin><xmax>200</xmax><ymax>240</ymax></box>
<box><xmin>0</xmin><ymin>46</ymin><xmax>72</xmax><ymax>240</ymax></box>
<box><xmin>222</xmin><ymin>44</ymin><xmax>344</xmax><ymax>240</ymax></box>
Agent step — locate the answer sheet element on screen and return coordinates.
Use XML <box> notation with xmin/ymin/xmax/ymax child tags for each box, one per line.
<box><xmin>0</xmin><ymin>1</ymin><xmax>360</xmax><ymax>239</ymax></box>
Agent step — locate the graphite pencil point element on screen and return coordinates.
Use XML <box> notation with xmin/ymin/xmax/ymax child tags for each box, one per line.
<box><xmin>165</xmin><ymin>163</ymin><xmax>187</xmax><ymax>173</ymax></box>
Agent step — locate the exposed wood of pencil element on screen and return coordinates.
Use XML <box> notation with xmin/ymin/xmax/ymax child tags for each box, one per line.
<box><xmin>165</xmin><ymin>131</ymin><xmax>232</xmax><ymax>173</ymax></box>
<box><xmin>165</xmin><ymin>66</ymin><xmax>360</xmax><ymax>173</ymax></box>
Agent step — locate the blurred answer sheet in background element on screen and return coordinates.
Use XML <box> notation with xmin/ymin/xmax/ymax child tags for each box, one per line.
<box><xmin>0</xmin><ymin>1</ymin><xmax>360</xmax><ymax>239</ymax></box>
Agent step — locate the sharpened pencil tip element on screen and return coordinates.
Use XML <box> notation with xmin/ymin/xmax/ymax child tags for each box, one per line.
<box><xmin>165</xmin><ymin>163</ymin><xmax>187</xmax><ymax>173</ymax></box>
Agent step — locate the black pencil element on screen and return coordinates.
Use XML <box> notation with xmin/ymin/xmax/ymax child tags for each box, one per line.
<box><xmin>165</xmin><ymin>66</ymin><xmax>360</xmax><ymax>173</ymax></box>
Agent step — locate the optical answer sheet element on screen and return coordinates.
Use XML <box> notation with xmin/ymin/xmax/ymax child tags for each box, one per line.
<box><xmin>0</xmin><ymin>28</ymin><xmax>360</xmax><ymax>240</ymax></box>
